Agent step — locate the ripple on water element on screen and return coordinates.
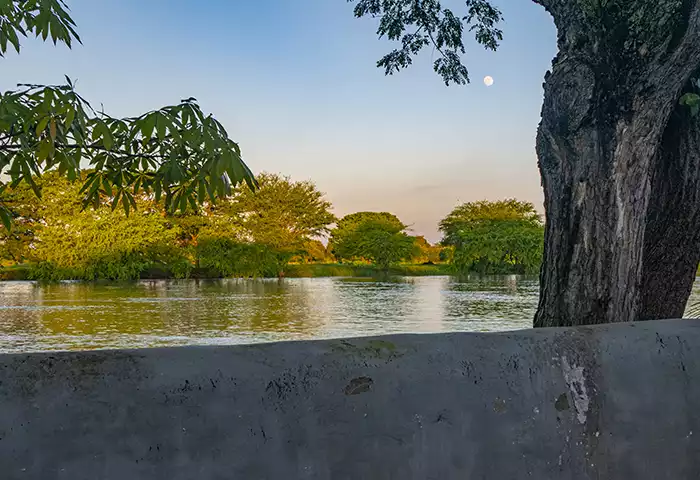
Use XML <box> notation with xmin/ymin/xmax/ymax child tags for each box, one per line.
<box><xmin>1</xmin><ymin>275</ymin><xmax>691</xmax><ymax>354</ymax></box>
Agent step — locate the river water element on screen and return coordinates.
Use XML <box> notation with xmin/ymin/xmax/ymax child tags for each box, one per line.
<box><xmin>1</xmin><ymin>276</ymin><xmax>699</xmax><ymax>353</ymax></box>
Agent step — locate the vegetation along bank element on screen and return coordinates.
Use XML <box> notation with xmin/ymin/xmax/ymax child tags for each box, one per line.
<box><xmin>0</xmin><ymin>172</ymin><xmax>543</xmax><ymax>281</ymax></box>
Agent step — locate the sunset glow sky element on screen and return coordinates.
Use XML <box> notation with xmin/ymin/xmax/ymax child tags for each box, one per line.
<box><xmin>1</xmin><ymin>0</ymin><xmax>557</xmax><ymax>242</ymax></box>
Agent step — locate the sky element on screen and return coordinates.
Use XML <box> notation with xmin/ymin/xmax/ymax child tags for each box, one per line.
<box><xmin>1</xmin><ymin>0</ymin><xmax>557</xmax><ymax>243</ymax></box>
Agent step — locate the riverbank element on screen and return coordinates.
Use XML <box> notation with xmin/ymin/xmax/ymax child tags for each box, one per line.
<box><xmin>0</xmin><ymin>263</ymin><xmax>453</xmax><ymax>281</ymax></box>
<box><xmin>284</xmin><ymin>263</ymin><xmax>452</xmax><ymax>278</ymax></box>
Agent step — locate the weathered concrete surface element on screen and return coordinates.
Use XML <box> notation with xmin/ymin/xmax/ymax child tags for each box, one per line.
<box><xmin>0</xmin><ymin>320</ymin><xmax>699</xmax><ymax>479</ymax></box>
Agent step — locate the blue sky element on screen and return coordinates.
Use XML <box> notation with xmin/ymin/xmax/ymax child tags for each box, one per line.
<box><xmin>1</xmin><ymin>0</ymin><xmax>556</xmax><ymax>242</ymax></box>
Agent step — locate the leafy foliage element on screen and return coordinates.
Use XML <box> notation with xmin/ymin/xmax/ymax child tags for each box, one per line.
<box><xmin>331</xmin><ymin>213</ymin><xmax>417</xmax><ymax>270</ymax></box>
<box><xmin>451</xmin><ymin>219</ymin><xmax>544</xmax><ymax>274</ymax></box>
<box><xmin>0</xmin><ymin>177</ymin><xmax>40</xmax><ymax>263</ymax></box>
<box><xmin>196</xmin><ymin>237</ymin><xmax>282</xmax><ymax>278</ymax></box>
<box><xmin>291</xmin><ymin>239</ymin><xmax>334</xmax><ymax>264</ymax></box>
<box><xmin>10</xmin><ymin>173</ymin><xmax>187</xmax><ymax>281</ymax></box>
<box><xmin>329</xmin><ymin>211</ymin><xmax>404</xmax><ymax>260</ymax></box>
<box><xmin>680</xmin><ymin>78</ymin><xmax>700</xmax><ymax>116</ymax></box>
<box><xmin>440</xmin><ymin>199</ymin><xmax>541</xmax><ymax>246</ymax></box>
<box><xmin>200</xmin><ymin>173</ymin><xmax>336</xmax><ymax>275</ymax></box>
<box><xmin>348</xmin><ymin>0</ymin><xmax>503</xmax><ymax>85</ymax></box>
<box><xmin>0</xmin><ymin>0</ymin><xmax>80</xmax><ymax>55</ymax></box>
<box><xmin>0</xmin><ymin>1</ymin><xmax>255</xmax><ymax>230</ymax></box>
<box><xmin>440</xmin><ymin>199</ymin><xmax>544</xmax><ymax>274</ymax></box>
<box><xmin>411</xmin><ymin>235</ymin><xmax>443</xmax><ymax>264</ymax></box>
<box><xmin>217</xmin><ymin>173</ymin><xmax>336</xmax><ymax>254</ymax></box>
<box><xmin>0</xmin><ymin>171</ymin><xmax>334</xmax><ymax>279</ymax></box>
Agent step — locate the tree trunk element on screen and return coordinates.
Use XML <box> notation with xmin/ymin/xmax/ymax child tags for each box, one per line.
<box><xmin>532</xmin><ymin>0</ymin><xmax>700</xmax><ymax>327</ymax></box>
<box><xmin>639</xmin><ymin>102</ymin><xmax>700</xmax><ymax>319</ymax></box>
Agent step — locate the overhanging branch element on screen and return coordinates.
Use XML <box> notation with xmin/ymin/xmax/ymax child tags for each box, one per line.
<box><xmin>0</xmin><ymin>143</ymin><xmax>165</xmax><ymax>161</ymax></box>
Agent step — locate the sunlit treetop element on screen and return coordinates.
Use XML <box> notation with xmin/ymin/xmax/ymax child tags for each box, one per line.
<box><xmin>348</xmin><ymin>0</ymin><xmax>504</xmax><ymax>85</ymax></box>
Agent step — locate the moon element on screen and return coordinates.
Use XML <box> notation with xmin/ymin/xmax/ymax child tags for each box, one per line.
<box><xmin>483</xmin><ymin>75</ymin><xmax>494</xmax><ymax>87</ymax></box>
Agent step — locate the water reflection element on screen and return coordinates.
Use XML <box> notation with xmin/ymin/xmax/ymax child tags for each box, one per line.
<box><xmin>2</xmin><ymin>276</ymin><xmax>698</xmax><ymax>353</ymax></box>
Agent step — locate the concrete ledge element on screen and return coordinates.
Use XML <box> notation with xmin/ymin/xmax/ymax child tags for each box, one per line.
<box><xmin>0</xmin><ymin>320</ymin><xmax>699</xmax><ymax>479</ymax></box>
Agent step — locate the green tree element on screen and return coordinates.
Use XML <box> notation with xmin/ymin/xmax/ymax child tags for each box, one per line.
<box><xmin>195</xmin><ymin>237</ymin><xmax>281</xmax><ymax>278</ymax></box>
<box><xmin>0</xmin><ymin>170</ymin><xmax>337</xmax><ymax>279</ymax></box>
<box><xmin>0</xmin><ymin>1</ymin><xmax>255</xmax><ymax>231</ymax></box>
<box><xmin>329</xmin><ymin>211</ymin><xmax>404</xmax><ymax>261</ymax></box>
<box><xmin>16</xmin><ymin>172</ymin><xmax>186</xmax><ymax>280</ymax></box>
<box><xmin>451</xmin><ymin>221</ymin><xmax>544</xmax><ymax>275</ymax></box>
<box><xmin>291</xmin><ymin>239</ymin><xmax>333</xmax><ymax>264</ymax></box>
<box><xmin>220</xmin><ymin>173</ymin><xmax>335</xmax><ymax>255</ymax></box>
<box><xmin>332</xmin><ymin>214</ymin><xmax>416</xmax><ymax>270</ymax></box>
<box><xmin>159</xmin><ymin>173</ymin><xmax>337</xmax><ymax>277</ymax></box>
<box><xmin>350</xmin><ymin>0</ymin><xmax>700</xmax><ymax>326</ymax></box>
<box><xmin>0</xmin><ymin>179</ymin><xmax>40</xmax><ymax>264</ymax></box>
<box><xmin>410</xmin><ymin>236</ymin><xmax>441</xmax><ymax>264</ymax></box>
<box><xmin>439</xmin><ymin>200</ymin><xmax>541</xmax><ymax>247</ymax></box>
<box><xmin>440</xmin><ymin>200</ymin><xmax>543</xmax><ymax>274</ymax></box>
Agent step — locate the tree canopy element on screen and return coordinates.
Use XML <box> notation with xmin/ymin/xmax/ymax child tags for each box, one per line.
<box><xmin>330</xmin><ymin>212</ymin><xmax>417</xmax><ymax>269</ymax></box>
<box><xmin>216</xmin><ymin>172</ymin><xmax>336</xmax><ymax>255</ymax></box>
<box><xmin>0</xmin><ymin>0</ymin><xmax>255</xmax><ymax>230</ymax></box>
<box><xmin>439</xmin><ymin>199</ymin><xmax>541</xmax><ymax>247</ymax></box>
<box><xmin>329</xmin><ymin>211</ymin><xmax>405</xmax><ymax>259</ymax></box>
<box><xmin>1</xmin><ymin>172</ymin><xmax>185</xmax><ymax>280</ymax></box>
<box><xmin>0</xmin><ymin>171</ymin><xmax>335</xmax><ymax>279</ymax></box>
<box><xmin>440</xmin><ymin>200</ymin><xmax>544</xmax><ymax>274</ymax></box>
<box><xmin>0</xmin><ymin>175</ymin><xmax>540</xmax><ymax>279</ymax></box>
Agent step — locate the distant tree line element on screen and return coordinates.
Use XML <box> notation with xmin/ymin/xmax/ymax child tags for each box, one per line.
<box><xmin>0</xmin><ymin>172</ymin><xmax>542</xmax><ymax>280</ymax></box>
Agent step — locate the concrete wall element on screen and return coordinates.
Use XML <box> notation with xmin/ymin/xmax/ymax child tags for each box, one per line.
<box><xmin>0</xmin><ymin>320</ymin><xmax>699</xmax><ymax>479</ymax></box>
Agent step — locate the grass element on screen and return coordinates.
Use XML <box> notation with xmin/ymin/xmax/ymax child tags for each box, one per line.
<box><xmin>284</xmin><ymin>263</ymin><xmax>452</xmax><ymax>278</ymax></box>
<box><xmin>0</xmin><ymin>264</ymin><xmax>30</xmax><ymax>281</ymax></box>
<box><xmin>0</xmin><ymin>262</ymin><xmax>452</xmax><ymax>281</ymax></box>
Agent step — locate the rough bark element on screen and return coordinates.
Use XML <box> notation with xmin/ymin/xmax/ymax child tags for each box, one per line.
<box><xmin>533</xmin><ymin>0</ymin><xmax>700</xmax><ymax>327</ymax></box>
<box><xmin>640</xmin><ymin>104</ymin><xmax>700</xmax><ymax>319</ymax></box>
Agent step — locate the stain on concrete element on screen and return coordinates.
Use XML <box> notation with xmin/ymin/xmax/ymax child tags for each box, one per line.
<box><xmin>493</xmin><ymin>397</ymin><xmax>507</xmax><ymax>414</ymax></box>
<box><xmin>344</xmin><ymin>377</ymin><xmax>373</xmax><ymax>395</ymax></box>
<box><xmin>555</xmin><ymin>393</ymin><xmax>570</xmax><ymax>411</ymax></box>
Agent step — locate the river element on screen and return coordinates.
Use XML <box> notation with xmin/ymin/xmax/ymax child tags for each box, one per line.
<box><xmin>1</xmin><ymin>276</ymin><xmax>699</xmax><ymax>353</ymax></box>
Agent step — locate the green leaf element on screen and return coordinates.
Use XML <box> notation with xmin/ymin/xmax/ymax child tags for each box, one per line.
<box><xmin>0</xmin><ymin>206</ymin><xmax>11</xmax><ymax>231</ymax></box>
<box><xmin>102</xmin><ymin>125</ymin><xmax>114</xmax><ymax>150</ymax></box>
<box><xmin>37</xmin><ymin>139</ymin><xmax>53</xmax><ymax>162</ymax></box>
<box><xmin>156</xmin><ymin>114</ymin><xmax>167</xmax><ymax>141</ymax></box>
<box><xmin>188</xmin><ymin>195</ymin><xmax>198</xmax><ymax>212</ymax></box>
<box><xmin>179</xmin><ymin>191</ymin><xmax>188</xmax><ymax>212</ymax></box>
<box><xmin>140</xmin><ymin>113</ymin><xmax>157</xmax><ymax>145</ymax></box>
<box><xmin>64</xmin><ymin>107</ymin><xmax>76</xmax><ymax>129</ymax></box>
<box><xmin>49</xmin><ymin>118</ymin><xmax>57</xmax><ymax>140</ymax></box>
<box><xmin>111</xmin><ymin>190</ymin><xmax>122</xmax><ymax>211</ymax></box>
<box><xmin>26</xmin><ymin>174</ymin><xmax>41</xmax><ymax>198</ymax></box>
<box><xmin>680</xmin><ymin>93</ymin><xmax>700</xmax><ymax>106</ymax></box>
<box><xmin>36</xmin><ymin>116</ymin><xmax>50</xmax><ymax>137</ymax></box>
<box><xmin>6</xmin><ymin>24</ymin><xmax>20</xmax><ymax>53</ymax></box>
<box><xmin>197</xmin><ymin>180</ymin><xmax>206</xmax><ymax>202</ymax></box>
<box><xmin>154</xmin><ymin>181</ymin><xmax>162</xmax><ymax>203</ymax></box>
<box><xmin>122</xmin><ymin>191</ymin><xmax>131</xmax><ymax>216</ymax></box>
<box><xmin>102</xmin><ymin>176</ymin><xmax>113</xmax><ymax>196</ymax></box>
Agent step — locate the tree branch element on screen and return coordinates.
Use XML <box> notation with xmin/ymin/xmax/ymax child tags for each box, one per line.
<box><xmin>0</xmin><ymin>143</ymin><xmax>164</xmax><ymax>160</ymax></box>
